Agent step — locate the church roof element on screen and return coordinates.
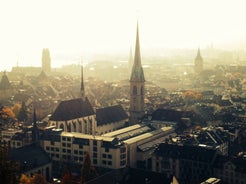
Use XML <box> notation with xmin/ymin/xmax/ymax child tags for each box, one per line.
<box><xmin>10</xmin><ymin>144</ymin><xmax>51</xmax><ymax>171</ymax></box>
<box><xmin>96</xmin><ymin>105</ymin><xmax>128</xmax><ymax>126</ymax></box>
<box><xmin>50</xmin><ymin>97</ymin><xmax>95</xmax><ymax>121</ymax></box>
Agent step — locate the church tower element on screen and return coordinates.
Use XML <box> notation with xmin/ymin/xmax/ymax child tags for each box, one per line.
<box><xmin>42</xmin><ymin>48</ymin><xmax>51</xmax><ymax>74</ymax></box>
<box><xmin>194</xmin><ymin>48</ymin><xmax>203</xmax><ymax>74</ymax></box>
<box><xmin>129</xmin><ymin>24</ymin><xmax>145</xmax><ymax>124</ymax></box>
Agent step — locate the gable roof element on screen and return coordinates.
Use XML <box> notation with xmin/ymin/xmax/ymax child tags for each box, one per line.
<box><xmin>10</xmin><ymin>144</ymin><xmax>51</xmax><ymax>171</ymax></box>
<box><xmin>96</xmin><ymin>105</ymin><xmax>128</xmax><ymax>126</ymax></box>
<box><xmin>50</xmin><ymin>97</ymin><xmax>95</xmax><ymax>121</ymax></box>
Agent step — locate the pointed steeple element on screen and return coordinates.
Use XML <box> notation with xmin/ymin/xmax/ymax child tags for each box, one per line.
<box><xmin>134</xmin><ymin>23</ymin><xmax>141</xmax><ymax>66</ymax></box>
<box><xmin>195</xmin><ymin>48</ymin><xmax>203</xmax><ymax>60</ymax></box>
<box><xmin>194</xmin><ymin>47</ymin><xmax>203</xmax><ymax>73</ymax></box>
<box><xmin>81</xmin><ymin>64</ymin><xmax>85</xmax><ymax>100</ymax></box>
<box><xmin>130</xmin><ymin>23</ymin><xmax>145</xmax><ymax>82</ymax></box>
<box><xmin>32</xmin><ymin>107</ymin><xmax>38</xmax><ymax>143</ymax></box>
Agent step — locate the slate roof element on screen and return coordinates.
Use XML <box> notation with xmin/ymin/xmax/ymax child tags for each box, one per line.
<box><xmin>50</xmin><ymin>97</ymin><xmax>95</xmax><ymax>121</ymax></box>
<box><xmin>155</xmin><ymin>143</ymin><xmax>217</xmax><ymax>163</ymax></box>
<box><xmin>87</xmin><ymin>168</ymin><xmax>171</xmax><ymax>184</ymax></box>
<box><xmin>10</xmin><ymin>144</ymin><xmax>51</xmax><ymax>171</ymax></box>
<box><xmin>96</xmin><ymin>105</ymin><xmax>128</xmax><ymax>126</ymax></box>
<box><xmin>151</xmin><ymin>108</ymin><xmax>183</xmax><ymax>121</ymax></box>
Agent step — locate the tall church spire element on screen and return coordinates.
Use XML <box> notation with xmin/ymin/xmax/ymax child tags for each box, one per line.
<box><xmin>194</xmin><ymin>47</ymin><xmax>203</xmax><ymax>74</ymax></box>
<box><xmin>129</xmin><ymin>23</ymin><xmax>145</xmax><ymax>124</ymax></box>
<box><xmin>81</xmin><ymin>64</ymin><xmax>85</xmax><ymax>100</ymax></box>
<box><xmin>130</xmin><ymin>23</ymin><xmax>145</xmax><ymax>82</ymax></box>
<box><xmin>134</xmin><ymin>23</ymin><xmax>141</xmax><ymax>66</ymax></box>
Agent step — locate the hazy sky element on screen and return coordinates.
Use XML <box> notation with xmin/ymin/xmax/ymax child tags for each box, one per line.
<box><xmin>1</xmin><ymin>0</ymin><xmax>246</xmax><ymax>71</ymax></box>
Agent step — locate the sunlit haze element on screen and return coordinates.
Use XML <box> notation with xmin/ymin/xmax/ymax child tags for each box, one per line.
<box><xmin>1</xmin><ymin>0</ymin><xmax>246</xmax><ymax>71</ymax></box>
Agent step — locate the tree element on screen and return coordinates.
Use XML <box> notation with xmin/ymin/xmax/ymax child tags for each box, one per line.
<box><xmin>0</xmin><ymin>143</ymin><xmax>20</xmax><ymax>184</ymax></box>
<box><xmin>20</xmin><ymin>174</ymin><xmax>47</xmax><ymax>184</ymax></box>
<box><xmin>12</xmin><ymin>103</ymin><xmax>21</xmax><ymax>118</ymax></box>
<box><xmin>81</xmin><ymin>152</ymin><xmax>97</xmax><ymax>184</ymax></box>
<box><xmin>19</xmin><ymin>174</ymin><xmax>31</xmax><ymax>184</ymax></box>
<box><xmin>61</xmin><ymin>171</ymin><xmax>73</xmax><ymax>184</ymax></box>
<box><xmin>30</xmin><ymin>174</ymin><xmax>47</xmax><ymax>184</ymax></box>
<box><xmin>17</xmin><ymin>101</ymin><xmax>28</xmax><ymax>122</ymax></box>
<box><xmin>0</xmin><ymin>106</ymin><xmax>16</xmax><ymax>123</ymax></box>
<box><xmin>182</xmin><ymin>90</ymin><xmax>202</xmax><ymax>107</ymax></box>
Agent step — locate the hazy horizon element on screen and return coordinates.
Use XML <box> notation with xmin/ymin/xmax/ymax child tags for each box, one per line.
<box><xmin>1</xmin><ymin>0</ymin><xmax>246</xmax><ymax>71</ymax></box>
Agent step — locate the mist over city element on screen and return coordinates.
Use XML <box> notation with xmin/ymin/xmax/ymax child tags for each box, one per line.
<box><xmin>1</xmin><ymin>1</ymin><xmax>246</xmax><ymax>184</ymax></box>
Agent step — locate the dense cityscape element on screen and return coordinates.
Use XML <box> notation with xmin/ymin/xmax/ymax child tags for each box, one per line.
<box><xmin>1</xmin><ymin>22</ymin><xmax>246</xmax><ymax>184</ymax></box>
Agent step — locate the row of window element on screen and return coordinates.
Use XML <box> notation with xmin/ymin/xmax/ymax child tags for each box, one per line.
<box><xmin>62</xmin><ymin>137</ymin><xmax>71</xmax><ymax>142</ymax></box>
<box><xmin>102</xmin><ymin>154</ymin><xmax>112</xmax><ymax>159</ymax></box>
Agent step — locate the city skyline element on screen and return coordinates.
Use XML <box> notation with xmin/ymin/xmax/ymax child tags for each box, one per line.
<box><xmin>1</xmin><ymin>0</ymin><xmax>246</xmax><ymax>71</ymax></box>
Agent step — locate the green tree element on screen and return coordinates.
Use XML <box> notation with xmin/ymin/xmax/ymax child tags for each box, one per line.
<box><xmin>17</xmin><ymin>101</ymin><xmax>28</xmax><ymax>122</ymax></box>
<box><xmin>81</xmin><ymin>152</ymin><xmax>97</xmax><ymax>184</ymax></box>
<box><xmin>0</xmin><ymin>143</ymin><xmax>20</xmax><ymax>184</ymax></box>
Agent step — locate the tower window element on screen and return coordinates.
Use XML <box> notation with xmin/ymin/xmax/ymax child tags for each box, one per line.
<box><xmin>141</xmin><ymin>86</ymin><xmax>144</xmax><ymax>95</ymax></box>
<box><xmin>133</xmin><ymin>86</ymin><xmax>137</xmax><ymax>95</ymax></box>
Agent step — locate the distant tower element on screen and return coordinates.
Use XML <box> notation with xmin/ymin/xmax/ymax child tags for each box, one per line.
<box><xmin>0</xmin><ymin>71</ymin><xmax>11</xmax><ymax>90</ymax></box>
<box><xmin>42</xmin><ymin>48</ymin><xmax>51</xmax><ymax>74</ymax></box>
<box><xmin>81</xmin><ymin>64</ymin><xmax>85</xmax><ymax>100</ymax></box>
<box><xmin>129</xmin><ymin>23</ymin><xmax>145</xmax><ymax>124</ymax></box>
<box><xmin>194</xmin><ymin>48</ymin><xmax>203</xmax><ymax>74</ymax></box>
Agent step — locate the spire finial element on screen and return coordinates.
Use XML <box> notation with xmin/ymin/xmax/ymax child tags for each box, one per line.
<box><xmin>134</xmin><ymin>21</ymin><xmax>141</xmax><ymax>66</ymax></box>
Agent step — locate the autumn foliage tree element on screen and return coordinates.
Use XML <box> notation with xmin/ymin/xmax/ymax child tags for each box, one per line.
<box><xmin>0</xmin><ymin>105</ymin><xmax>16</xmax><ymax>123</ymax></box>
<box><xmin>19</xmin><ymin>174</ymin><xmax>47</xmax><ymax>184</ymax></box>
<box><xmin>61</xmin><ymin>171</ymin><xmax>73</xmax><ymax>184</ymax></box>
<box><xmin>12</xmin><ymin>103</ymin><xmax>21</xmax><ymax>118</ymax></box>
<box><xmin>182</xmin><ymin>90</ymin><xmax>203</xmax><ymax>106</ymax></box>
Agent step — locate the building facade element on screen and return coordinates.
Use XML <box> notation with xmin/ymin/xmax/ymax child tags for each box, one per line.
<box><xmin>42</xmin><ymin>129</ymin><xmax>127</xmax><ymax>169</ymax></box>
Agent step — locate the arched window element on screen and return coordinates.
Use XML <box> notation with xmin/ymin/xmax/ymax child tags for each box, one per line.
<box><xmin>133</xmin><ymin>86</ymin><xmax>137</xmax><ymax>95</ymax></box>
<box><xmin>60</xmin><ymin>124</ymin><xmax>64</xmax><ymax>130</ymax></box>
<box><xmin>73</xmin><ymin>122</ymin><xmax>76</xmax><ymax>131</ymax></box>
<box><xmin>67</xmin><ymin>123</ymin><xmax>71</xmax><ymax>132</ymax></box>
